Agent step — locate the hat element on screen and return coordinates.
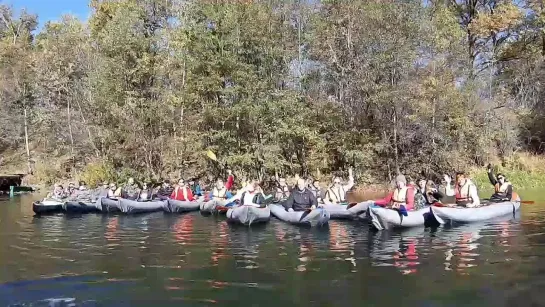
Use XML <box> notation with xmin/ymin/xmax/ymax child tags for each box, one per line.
<box><xmin>395</xmin><ymin>174</ymin><xmax>407</xmax><ymax>184</ymax></box>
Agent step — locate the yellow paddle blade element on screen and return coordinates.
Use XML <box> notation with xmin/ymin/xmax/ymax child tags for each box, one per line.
<box><xmin>206</xmin><ymin>150</ymin><xmax>217</xmax><ymax>161</ymax></box>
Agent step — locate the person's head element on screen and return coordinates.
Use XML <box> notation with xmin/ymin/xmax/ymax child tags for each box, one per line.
<box><xmin>456</xmin><ymin>172</ymin><xmax>467</xmax><ymax>186</ymax></box>
<box><xmin>101</xmin><ymin>181</ymin><xmax>109</xmax><ymax>189</ymax></box>
<box><xmin>215</xmin><ymin>178</ymin><xmax>224</xmax><ymax>190</ymax></box>
<box><xmin>425</xmin><ymin>180</ymin><xmax>435</xmax><ymax>192</ymax></box>
<box><xmin>79</xmin><ymin>181</ymin><xmax>86</xmax><ymax>187</ymax></box>
<box><xmin>497</xmin><ymin>173</ymin><xmax>507</xmax><ymax>184</ymax></box>
<box><xmin>163</xmin><ymin>179</ymin><xmax>171</xmax><ymax>187</ymax></box>
<box><xmin>395</xmin><ymin>174</ymin><xmax>407</xmax><ymax>189</ymax></box>
<box><xmin>68</xmin><ymin>182</ymin><xmax>76</xmax><ymax>190</ymax></box>
<box><xmin>189</xmin><ymin>180</ymin><xmax>195</xmax><ymax>187</ymax></box>
<box><xmin>333</xmin><ymin>177</ymin><xmax>342</xmax><ymax>187</ymax></box>
<box><xmin>296</xmin><ymin>178</ymin><xmax>306</xmax><ymax>191</ymax></box>
<box><xmin>313</xmin><ymin>179</ymin><xmax>321</xmax><ymax>189</ymax></box>
<box><xmin>246</xmin><ymin>180</ymin><xmax>257</xmax><ymax>193</ymax></box>
<box><xmin>142</xmin><ymin>182</ymin><xmax>148</xmax><ymax>189</ymax></box>
<box><xmin>417</xmin><ymin>179</ymin><xmax>426</xmax><ymax>191</ymax></box>
<box><xmin>128</xmin><ymin>177</ymin><xmax>134</xmax><ymax>185</ymax></box>
<box><xmin>278</xmin><ymin>178</ymin><xmax>287</xmax><ymax>187</ymax></box>
<box><xmin>177</xmin><ymin>178</ymin><xmax>186</xmax><ymax>187</ymax></box>
<box><xmin>109</xmin><ymin>183</ymin><xmax>117</xmax><ymax>191</ymax></box>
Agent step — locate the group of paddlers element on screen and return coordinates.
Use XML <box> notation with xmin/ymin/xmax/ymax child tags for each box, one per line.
<box><xmin>47</xmin><ymin>164</ymin><xmax>518</xmax><ymax>214</ymax></box>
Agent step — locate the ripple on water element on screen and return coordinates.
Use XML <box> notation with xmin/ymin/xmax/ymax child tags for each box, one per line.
<box><xmin>3</xmin><ymin>196</ymin><xmax>545</xmax><ymax>305</ymax></box>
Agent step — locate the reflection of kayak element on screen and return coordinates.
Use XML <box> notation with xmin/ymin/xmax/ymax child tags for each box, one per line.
<box><xmin>270</xmin><ymin>204</ymin><xmax>330</xmax><ymax>227</ymax></box>
<box><xmin>368</xmin><ymin>206</ymin><xmax>440</xmax><ymax>230</ymax></box>
<box><xmin>164</xmin><ymin>199</ymin><xmax>202</xmax><ymax>213</ymax></box>
<box><xmin>118</xmin><ymin>198</ymin><xmax>166</xmax><ymax>214</ymax></box>
<box><xmin>431</xmin><ymin>201</ymin><xmax>520</xmax><ymax>223</ymax></box>
<box><xmin>226</xmin><ymin>205</ymin><xmax>271</xmax><ymax>225</ymax></box>
<box><xmin>32</xmin><ymin>199</ymin><xmax>64</xmax><ymax>214</ymax></box>
<box><xmin>321</xmin><ymin>201</ymin><xmax>373</xmax><ymax>219</ymax></box>
<box><xmin>63</xmin><ymin>201</ymin><xmax>101</xmax><ymax>214</ymax></box>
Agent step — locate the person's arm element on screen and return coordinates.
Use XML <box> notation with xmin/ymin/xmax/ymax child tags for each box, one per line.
<box><xmin>405</xmin><ymin>188</ymin><xmax>415</xmax><ymax>210</ymax></box>
<box><xmin>505</xmin><ymin>185</ymin><xmax>513</xmax><ymax>200</ymax></box>
<box><xmin>170</xmin><ymin>188</ymin><xmax>178</xmax><ymax>200</ymax></box>
<box><xmin>309</xmin><ymin>191</ymin><xmax>318</xmax><ymax>208</ymax></box>
<box><xmin>343</xmin><ymin>167</ymin><xmax>355</xmax><ymax>191</ymax></box>
<box><xmin>374</xmin><ymin>192</ymin><xmax>393</xmax><ymax>207</ymax></box>
<box><xmin>488</xmin><ymin>168</ymin><xmax>498</xmax><ymax>186</ymax></box>
<box><xmin>323</xmin><ymin>189</ymin><xmax>333</xmax><ymax>205</ymax></box>
<box><xmin>444</xmin><ymin>182</ymin><xmax>455</xmax><ymax>197</ymax></box>
<box><xmin>187</xmin><ymin>188</ymin><xmax>195</xmax><ymax>201</ymax></box>
<box><xmin>225</xmin><ymin>172</ymin><xmax>234</xmax><ymax>190</ymax></box>
<box><xmin>283</xmin><ymin>193</ymin><xmax>294</xmax><ymax>210</ymax></box>
<box><xmin>431</xmin><ymin>190</ymin><xmax>444</xmax><ymax>200</ymax></box>
<box><xmin>226</xmin><ymin>190</ymin><xmax>243</xmax><ymax>204</ymax></box>
<box><xmin>470</xmin><ymin>185</ymin><xmax>480</xmax><ymax>207</ymax></box>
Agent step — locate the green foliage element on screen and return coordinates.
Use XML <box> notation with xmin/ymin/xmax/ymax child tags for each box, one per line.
<box><xmin>80</xmin><ymin>162</ymin><xmax>116</xmax><ymax>187</ymax></box>
<box><xmin>2</xmin><ymin>0</ymin><xmax>545</xmax><ymax>188</ymax></box>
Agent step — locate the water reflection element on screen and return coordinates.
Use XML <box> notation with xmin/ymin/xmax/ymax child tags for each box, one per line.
<box><xmin>0</xmin><ymin>195</ymin><xmax>542</xmax><ymax>306</ymax></box>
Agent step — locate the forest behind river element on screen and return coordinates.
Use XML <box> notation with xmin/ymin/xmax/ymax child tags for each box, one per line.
<box><xmin>1</xmin><ymin>0</ymin><xmax>545</xmax><ymax>187</ymax></box>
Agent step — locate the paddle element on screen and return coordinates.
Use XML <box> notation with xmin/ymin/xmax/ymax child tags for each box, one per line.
<box><xmin>483</xmin><ymin>198</ymin><xmax>535</xmax><ymax>204</ymax></box>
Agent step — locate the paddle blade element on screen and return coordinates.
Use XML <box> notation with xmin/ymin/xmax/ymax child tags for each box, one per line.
<box><xmin>521</xmin><ymin>200</ymin><xmax>535</xmax><ymax>204</ymax></box>
<box><xmin>206</xmin><ymin>150</ymin><xmax>217</xmax><ymax>161</ymax></box>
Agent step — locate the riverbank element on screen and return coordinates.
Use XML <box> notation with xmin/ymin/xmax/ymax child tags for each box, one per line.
<box><xmin>470</xmin><ymin>153</ymin><xmax>545</xmax><ymax>191</ymax></box>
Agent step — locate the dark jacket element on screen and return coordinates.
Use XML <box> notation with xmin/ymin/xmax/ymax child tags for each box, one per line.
<box><xmin>156</xmin><ymin>186</ymin><xmax>174</xmax><ymax>199</ymax></box>
<box><xmin>283</xmin><ymin>188</ymin><xmax>318</xmax><ymax>212</ymax></box>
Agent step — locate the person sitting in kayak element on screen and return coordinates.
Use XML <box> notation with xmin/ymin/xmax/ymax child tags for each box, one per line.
<box><xmin>108</xmin><ymin>183</ymin><xmax>122</xmax><ymax>199</ymax></box>
<box><xmin>487</xmin><ymin>164</ymin><xmax>519</xmax><ymax>202</ymax></box>
<box><xmin>48</xmin><ymin>184</ymin><xmax>65</xmax><ymax>199</ymax></box>
<box><xmin>274</xmin><ymin>172</ymin><xmax>291</xmax><ymax>203</ymax></box>
<box><xmin>94</xmin><ymin>181</ymin><xmax>110</xmax><ymax>200</ymax></box>
<box><xmin>308</xmin><ymin>178</ymin><xmax>324</xmax><ymax>204</ymax></box>
<box><xmin>137</xmin><ymin>182</ymin><xmax>153</xmax><ymax>201</ymax></box>
<box><xmin>374</xmin><ymin>174</ymin><xmax>415</xmax><ymax>212</ymax></box>
<box><xmin>226</xmin><ymin>181</ymin><xmax>266</xmax><ymax>207</ymax></box>
<box><xmin>283</xmin><ymin>178</ymin><xmax>319</xmax><ymax>212</ymax></box>
<box><xmin>445</xmin><ymin>172</ymin><xmax>480</xmax><ymax>207</ymax></box>
<box><xmin>415</xmin><ymin>179</ymin><xmax>444</xmax><ymax>208</ymax></box>
<box><xmin>207</xmin><ymin>178</ymin><xmax>234</xmax><ymax>205</ymax></box>
<box><xmin>189</xmin><ymin>179</ymin><xmax>203</xmax><ymax>197</ymax></box>
<box><xmin>437</xmin><ymin>174</ymin><xmax>456</xmax><ymax>204</ymax></box>
<box><xmin>324</xmin><ymin>167</ymin><xmax>354</xmax><ymax>205</ymax></box>
<box><xmin>65</xmin><ymin>182</ymin><xmax>78</xmax><ymax>198</ymax></box>
<box><xmin>121</xmin><ymin>178</ymin><xmax>140</xmax><ymax>200</ymax></box>
<box><xmin>156</xmin><ymin>179</ymin><xmax>174</xmax><ymax>200</ymax></box>
<box><xmin>171</xmin><ymin>179</ymin><xmax>195</xmax><ymax>201</ymax></box>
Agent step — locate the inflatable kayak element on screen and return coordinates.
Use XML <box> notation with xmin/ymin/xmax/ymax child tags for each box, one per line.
<box><xmin>200</xmin><ymin>199</ymin><xmax>230</xmax><ymax>214</ymax></box>
<box><xmin>32</xmin><ymin>199</ymin><xmax>65</xmax><ymax>215</ymax></box>
<box><xmin>63</xmin><ymin>201</ymin><xmax>101</xmax><ymax>214</ymax></box>
<box><xmin>98</xmin><ymin>197</ymin><xmax>121</xmax><ymax>212</ymax></box>
<box><xmin>226</xmin><ymin>205</ymin><xmax>271</xmax><ymax>225</ymax></box>
<box><xmin>118</xmin><ymin>198</ymin><xmax>166</xmax><ymax>214</ymax></box>
<box><xmin>321</xmin><ymin>200</ymin><xmax>373</xmax><ymax>219</ymax></box>
<box><xmin>164</xmin><ymin>199</ymin><xmax>202</xmax><ymax>213</ymax></box>
<box><xmin>368</xmin><ymin>206</ymin><xmax>440</xmax><ymax>230</ymax></box>
<box><xmin>269</xmin><ymin>204</ymin><xmax>330</xmax><ymax>227</ymax></box>
<box><xmin>430</xmin><ymin>201</ymin><xmax>520</xmax><ymax>224</ymax></box>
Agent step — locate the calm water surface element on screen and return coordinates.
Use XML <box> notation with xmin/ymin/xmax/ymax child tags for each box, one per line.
<box><xmin>1</xmin><ymin>192</ymin><xmax>545</xmax><ymax>306</ymax></box>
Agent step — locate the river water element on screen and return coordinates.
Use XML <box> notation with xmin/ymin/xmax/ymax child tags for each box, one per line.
<box><xmin>1</xmin><ymin>193</ymin><xmax>544</xmax><ymax>306</ymax></box>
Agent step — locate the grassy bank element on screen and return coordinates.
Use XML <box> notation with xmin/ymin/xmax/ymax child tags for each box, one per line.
<box><xmin>470</xmin><ymin>153</ymin><xmax>545</xmax><ymax>191</ymax></box>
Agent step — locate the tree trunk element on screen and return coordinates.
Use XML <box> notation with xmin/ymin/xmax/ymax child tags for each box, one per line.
<box><xmin>23</xmin><ymin>107</ymin><xmax>32</xmax><ymax>174</ymax></box>
<box><xmin>393</xmin><ymin>106</ymin><xmax>400</xmax><ymax>174</ymax></box>
<box><xmin>68</xmin><ymin>97</ymin><xmax>75</xmax><ymax>166</ymax></box>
